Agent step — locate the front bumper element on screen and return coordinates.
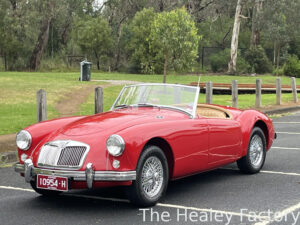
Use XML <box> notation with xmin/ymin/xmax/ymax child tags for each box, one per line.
<box><xmin>14</xmin><ymin>159</ymin><xmax>136</xmax><ymax>189</ymax></box>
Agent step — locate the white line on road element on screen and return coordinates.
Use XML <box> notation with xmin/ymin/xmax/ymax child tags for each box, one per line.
<box><xmin>276</xmin><ymin>132</ymin><xmax>300</xmax><ymax>135</ymax></box>
<box><xmin>253</xmin><ymin>201</ymin><xmax>300</xmax><ymax>225</ymax></box>
<box><xmin>0</xmin><ymin>185</ymin><xmax>268</xmax><ymax>220</ymax></box>
<box><xmin>221</xmin><ymin>168</ymin><xmax>300</xmax><ymax>176</ymax></box>
<box><xmin>271</xmin><ymin>146</ymin><xmax>300</xmax><ymax>150</ymax></box>
<box><xmin>0</xmin><ymin>185</ymin><xmax>34</xmax><ymax>192</ymax></box>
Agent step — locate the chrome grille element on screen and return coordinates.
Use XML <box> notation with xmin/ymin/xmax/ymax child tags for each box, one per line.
<box><xmin>57</xmin><ymin>146</ymin><xmax>87</xmax><ymax>166</ymax></box>
<box><xmin>37</xmin><ymin>140</ymin><xmax>89</xmax><ymax>170</ymax></box>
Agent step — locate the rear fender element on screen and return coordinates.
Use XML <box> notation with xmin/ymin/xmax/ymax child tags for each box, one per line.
<box><xmin>237</xmin><ymin>110</ymin><xmax>275</xmax><ymax>157</ymax></box>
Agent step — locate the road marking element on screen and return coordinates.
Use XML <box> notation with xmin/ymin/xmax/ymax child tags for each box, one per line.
<box><xmin>221</xmin><ymin>168</ymin><xmax>300</xmax><ymax>176</ymax></box>
<box><xmin>0</xmin><ymin>185</ymin><xmax>268</xmax><ymax>220</ymax></box>
<box><xmin>276</xmin><ymin>132</ymin><xmax>300</xmax><ymax>135</ymax></box>
<box><xmin>253</xmin><ymin>201</ymin><xmax>300</xmax><ymax>225</ymax></box>
<box><xmin>0</xmin><ymin>185</ymin><xmax>34</xmax><ymax>192</ymax></box>
<box><xmin>271</xmin><ymin>146</ymin><xmax>300</xmax><ymax>150</ymax></box>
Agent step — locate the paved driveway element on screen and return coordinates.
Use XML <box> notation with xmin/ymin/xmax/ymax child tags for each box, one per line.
<box><xmin>1</xmin><ymin>112</ymin><xmax>300</xmax><ymax>225</ymax></box>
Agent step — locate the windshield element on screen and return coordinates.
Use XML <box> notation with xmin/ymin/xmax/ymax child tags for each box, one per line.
<box><xmin>111</xmin><ymin>84</ymin><xmax>199</xmax><ymax>117</ymax></box>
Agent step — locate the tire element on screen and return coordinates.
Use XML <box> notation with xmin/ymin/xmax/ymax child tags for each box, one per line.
<box><xmin>30</xmin><ymin>180</ymin><xmax>62</xmax><ymax>197</ymax></box>
<box><xmin>237</xmin><ymin>127</ymin><xmax>266</xmax><ymax>174</ymax></box>
<box><xmin>127</xmin><ymin>145</ymin><xmax>169</xmax><ymax>207</ymax></box>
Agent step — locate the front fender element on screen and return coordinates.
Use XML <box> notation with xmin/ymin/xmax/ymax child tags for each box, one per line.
<box><xmin>18</xmin><ymin>116</ymin><xmax>85</xmax><ymax>162</ymax></box>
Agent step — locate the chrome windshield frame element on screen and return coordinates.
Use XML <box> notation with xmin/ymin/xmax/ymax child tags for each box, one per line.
<box><xmin>110</xmin><ymin>83</ymin><xmax>200</xmax><ymax>118</ymax></box>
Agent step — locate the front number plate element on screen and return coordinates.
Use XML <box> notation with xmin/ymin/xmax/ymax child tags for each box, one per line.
<box><xmin>37</xmin><ymin>174</ymin><xmax>68</xmax><ymax>191</ymax></box>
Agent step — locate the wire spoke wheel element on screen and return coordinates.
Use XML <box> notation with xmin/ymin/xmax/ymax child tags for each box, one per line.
<box><xmin>141</xmin><ymin>156</ymin><xmax>164</xmax><ymax>198</ymax></box>
<box><xmin>249</xmin><ymin>134</ymin><xmax>264</xmax><ymax>168</ymax></box>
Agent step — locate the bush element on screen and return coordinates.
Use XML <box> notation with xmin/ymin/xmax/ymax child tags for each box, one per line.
<box><xmin>209</xmin><ymin>48</ymin><xmax>250</xmax><ymax>73</ymax></box>
<box><xmin>244</xmin><ymin>46</ymin><xmax>272</xmax><ymax>73</ymax></box>
<box><xmin>284</xmin><ymin>55</ymin><xmax>300</xmax><ymax>77</ymax></box>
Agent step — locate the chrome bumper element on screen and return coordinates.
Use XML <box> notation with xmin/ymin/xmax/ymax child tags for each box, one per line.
<box><xmin>14</xmin><ymin>159</ymin><xmax>136</xmax><ymax>189</ymax></box>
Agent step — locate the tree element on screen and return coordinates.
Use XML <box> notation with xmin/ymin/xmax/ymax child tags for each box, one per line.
<box><xmin>250</xmin><ymin>0</ymin><xmax>264</xmax><ymax>47</ymax></box>
<box><xmin>127</xmin><ymin>8</ymin><xmax>158</xmax><ymax>73</ymax></box>
<box><xmin>150</xmin><ymin>8</ymin><xmax>200</xmax><ymax>83</ymax></box>
<box><xmin>228</xmin><ymin>0</ymin><xmax>249</xmax><ymax>74</ymax></box>
<box><xmin>75</xmin><ymin>16</ymin><xmax>113</xmax><ymax>70</ymax></box>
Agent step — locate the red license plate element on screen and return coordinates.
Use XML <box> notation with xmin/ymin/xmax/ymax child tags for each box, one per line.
<box><xmin>37</xmin><ymin>174</ymin><xmax>68</xmax><ymax>191</ymax></box>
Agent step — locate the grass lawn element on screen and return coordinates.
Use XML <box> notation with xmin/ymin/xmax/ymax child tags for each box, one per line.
<box><xmin>0</xmin><ymin>71</ymin><xmax>299</xmax><ymax>135</ymax></box>
<box><xmin>0</xmin><ymin>72</ymin><xmax>99</xmax><ymax>134</ymax></box>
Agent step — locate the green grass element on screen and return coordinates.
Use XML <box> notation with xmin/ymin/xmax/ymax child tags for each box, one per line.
<box><xmin>0</xmin><ymin>72</ymin><xmax>101</xmax><ymax>134</ymax></box>
<box><xmin>0</xmin><ymin>71</ymin><xmax>299</xmax><ymax>135</ymax></box>
<box><xmin>77</xmin><ymin>85</ymin><xmax>123</xmax><ymax>115</ymax></box>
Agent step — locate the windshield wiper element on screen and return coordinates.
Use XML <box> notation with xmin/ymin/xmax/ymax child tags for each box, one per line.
<box><xmin>115</xmin><ymin>104</ymin><xmax>129</xmax><ymax>109</ymax></box>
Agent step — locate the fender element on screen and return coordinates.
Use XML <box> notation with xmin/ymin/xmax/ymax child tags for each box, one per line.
<box><xmin>237</xmin><ymin>110</ymin><xmax>275</xmax><ymax>157</ymax></box>
<box><xmin>20</xmin><ymin>116</ymin><xmax>85</xmax><ymax>162</ymax></box>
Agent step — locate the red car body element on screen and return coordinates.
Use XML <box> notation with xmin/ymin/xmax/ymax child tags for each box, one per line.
<box><xmin>15</xmin><ymin>104</ymin><xmax>275</xmax><ymax>190</ymax></box>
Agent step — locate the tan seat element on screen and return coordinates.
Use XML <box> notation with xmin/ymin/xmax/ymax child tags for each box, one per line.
<box><xmin>196</xmin><ymin>104</ymin><xmax>232</xmax><ymax>119</ymax></box>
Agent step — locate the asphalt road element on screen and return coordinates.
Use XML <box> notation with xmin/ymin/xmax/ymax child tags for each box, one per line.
<box><xmin>1</xmin><ymin>112</ymin><xmax>300</xmax><ymax>225</ymax></box>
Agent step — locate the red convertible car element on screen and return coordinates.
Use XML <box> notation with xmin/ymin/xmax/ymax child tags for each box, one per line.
<box><xmin>14</xmin><ymin>83</ymin><xmax>276</xmax><ymax>206</ymax></box>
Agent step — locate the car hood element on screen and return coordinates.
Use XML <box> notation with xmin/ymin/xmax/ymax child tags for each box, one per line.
<box><xmin>53</xmin><ymin>107</ymin><xmax>189</xmax><ymax>137</ymax></box>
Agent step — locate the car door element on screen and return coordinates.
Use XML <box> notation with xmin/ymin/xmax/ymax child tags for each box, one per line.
<box><xmin>207</xmin><ymin>118</ymin><xmax>242</xmax><ymax>167</ymax></box>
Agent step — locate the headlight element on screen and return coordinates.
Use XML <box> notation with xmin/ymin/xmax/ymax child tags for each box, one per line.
<box><xmin>106</xmin><ymin>134</ymin><xmax>125</xmax><ymax>156</ymax></box>
<box><xmin>16</xmin><ymin>130</ymin><xmax>32</xmax><ymax>150</ymax></box>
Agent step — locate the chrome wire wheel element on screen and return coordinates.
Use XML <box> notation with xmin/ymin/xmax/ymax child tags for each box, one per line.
<box><xmin>249</xmin><ymin>134</ymin><xmax>264</xmax><ymax>168</ymax></box>
<box><xmin>141</xmin><ymin>156</ymin><xmax>164</xmax><ymax>198</ymax></box>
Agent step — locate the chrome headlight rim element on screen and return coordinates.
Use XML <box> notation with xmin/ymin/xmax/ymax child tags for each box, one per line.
<box><xmin>16</xmin><ymin>130</ymin><xmax>32</xmax><ymax>151</ymax></box>
<box><xmin>106</xmin><ymin>134</ymin><xmax>125</xmax><ymax>157</ymax></box>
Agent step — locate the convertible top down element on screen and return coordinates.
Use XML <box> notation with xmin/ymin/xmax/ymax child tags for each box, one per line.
<box><xmin>14</xmin><ymin>83</ymin><xmax>275</xmax><ymax>206</ymax></box>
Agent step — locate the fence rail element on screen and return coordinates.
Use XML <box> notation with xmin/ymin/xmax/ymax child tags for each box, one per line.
<box><xmin>36</xmin><ymin>78</ymin><xmax>298</xmax><ymax>122</ymax></box>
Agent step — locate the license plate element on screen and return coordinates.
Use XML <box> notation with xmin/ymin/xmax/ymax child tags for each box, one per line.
<box><xmin>37</xmin><ymin>174</ymin><xmax>68</xmax><ymax>191</ymax></box>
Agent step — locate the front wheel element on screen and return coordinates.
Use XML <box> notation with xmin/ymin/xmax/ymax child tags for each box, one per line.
<box><xmin>127</xmin><ymin>145</ymin><xmax>169</xmax><ymax>207</ymax></box>
<box><xmin>237</xmin><ymin>127</ymin><xmax>266</xmax><ymax>174</ymax></box>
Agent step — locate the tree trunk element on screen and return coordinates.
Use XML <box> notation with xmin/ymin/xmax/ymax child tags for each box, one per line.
<box><xmin>4</xmin><ymin>53</ymin><xmax>7</xmax><ymax>71</ymax></box>
<box><xmin>228</xmin><ymin>0</ymin><xmax>244</xmax><ymax>74</ymax></box>
<box><xmin>273</xmin><ymin>42</ymin><xmax>276</xmax><ymax>65</ymax></box>
<box><xmin>94</xmin><ymin>51</ymin><xmax>100</xmax><ymax>70</ymax></box>
<box><xmin>250</xmin><ymin>0</ymin><xmax>263</xmax><ymax>47</ymax></box>
<box><xmin>29</xmin><ymin>18</ymin><xmax>51</xmax><ymax>70</ymax></box>
<box><xmin>163</xmin><ymin>53</ymin><xmax>168</xmax><ymax>83</ymax></box>
<box><xmin>276</xmin><ymin>43</ymin><xmax>281</xmax><ymax>75</ymax></box>
<box><xmin>114</xmin><ymin>22</ymin><xmax>123</xmax><ymax>71</ymax></box>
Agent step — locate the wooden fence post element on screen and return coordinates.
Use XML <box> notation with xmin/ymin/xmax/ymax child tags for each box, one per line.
<box><xmin>95</xmin><ymin>87</ymin><xmax>103</xmax><ymax>114</ymax></box>
<box><xmin>206</xmin><ymin>81</ymin><xmax>213</xmax><ymax>104</ymax></box>
<box><xmin>256</xmin><ymin>79</ymin><xmax>262</xmax><ymax>108</ymax></box>
<box><xmin>291</xmin><ymin>77</ymin><xmax>298</xmax><ymax>103</ymax></box>
<box><xmin>232</xmin><ymin>80</ymin><xmax>238</xmax><ymax>108</ymax></box>
<box><xmin>37</xmin><ymin>89</ymin><xmax>47</xmax><ymax>122</ymax></box>
<box><xmin>276</xmin><ymin>78</ymin><xmax>281</xmax><ymax>105</ymax></box>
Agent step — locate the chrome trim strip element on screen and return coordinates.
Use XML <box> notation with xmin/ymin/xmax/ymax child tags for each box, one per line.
<box><xmin>14</xmin><ymin>163</ymin><xmax>136</xmax><ymax>182</ymax></box>
<box><xmin>37</xmin><ymin>140</ymin><xmax>90</xmax><ymax>170</ymax></box>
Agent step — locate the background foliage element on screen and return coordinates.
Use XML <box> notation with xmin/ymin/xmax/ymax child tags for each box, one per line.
<box><xmin>0</xmin><ymin>0</ymin><xmax>299</xmax><ymax>76</ymax></box>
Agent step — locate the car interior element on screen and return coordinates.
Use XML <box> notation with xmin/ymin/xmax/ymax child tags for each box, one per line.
<box><xmin>196</xmin><ymin>104</ymin><xmax>232</xmax><ymax>119</ymax></box>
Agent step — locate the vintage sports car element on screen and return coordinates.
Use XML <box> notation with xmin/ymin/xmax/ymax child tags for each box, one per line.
<box><xmin>14</xmin><ymin>83</ymin><xmax>276</xmax><ymax>206</ymax></box>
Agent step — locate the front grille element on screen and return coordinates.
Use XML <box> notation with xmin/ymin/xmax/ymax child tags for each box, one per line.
<box><xmin>57</xmin><ymin>146</ymin><xmax>87</xmax><ymax>166</ymax></box>
<box><xmin>37</xmin><ymin>140</ymin><xmax>89</xmax><ymax>169</ymax></box>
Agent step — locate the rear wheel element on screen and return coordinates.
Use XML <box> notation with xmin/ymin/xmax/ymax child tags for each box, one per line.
<box><xmin>30</xmin><ymin>180</ymin><xmax>62</xmax><ymax>197</ymax></box>
<box><xmin>237</xmin><ymin>127</ymin><xmax>266</xmax><ymax>174</ymax></box>
<box><xmin>127</xmin><ymin>145</ymin><xmax>169</xmax><ymax>207</ymax></box>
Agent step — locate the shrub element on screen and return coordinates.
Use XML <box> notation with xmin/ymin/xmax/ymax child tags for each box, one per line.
<box><xmin>244</xmin><ymin>46</ymin><xmax>272</xmax><ymax>73</ymax></box>
<box><xmin>209</xmin><ymin>48</ymin><xmax>250</xmax><ymax>73</ymax></box>
<box><xmin>284</xmin><ymin>55</ymin><xmax>300</xmax><ymax>77</ymax></box>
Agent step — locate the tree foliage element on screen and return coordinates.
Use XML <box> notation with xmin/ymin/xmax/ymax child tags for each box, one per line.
<box><xmin>74</xmin><ymin>16</ymin><xmax>113</xmax><ymax>70</ymax></box>
<box><xmin>150</xmin><ymin>8</ymin><xmax>200</xmax><ymax>82</ymax></box>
